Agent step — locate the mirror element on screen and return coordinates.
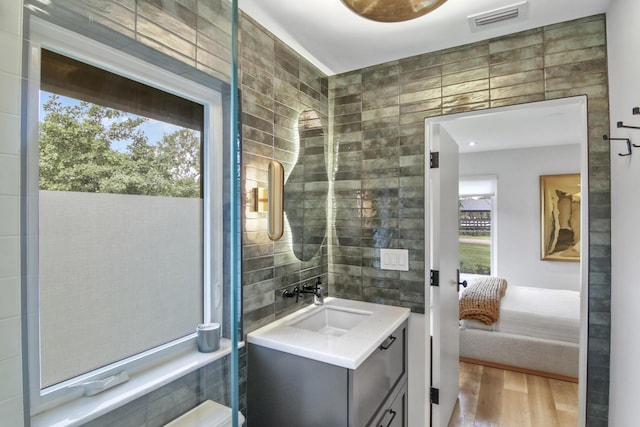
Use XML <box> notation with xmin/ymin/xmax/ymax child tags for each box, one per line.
<box><xmin>284</xmin><ymin>109</ymin><xmax>328</xmax><ymax>261</ymax></box>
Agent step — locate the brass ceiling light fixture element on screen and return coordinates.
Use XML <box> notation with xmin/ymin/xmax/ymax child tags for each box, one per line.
<box><xmin>341</xmin><ymin>0</ymin><xmax>448</xmax><ymax>23</ymax></box>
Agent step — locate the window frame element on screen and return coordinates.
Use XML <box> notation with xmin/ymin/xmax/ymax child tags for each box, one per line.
<box><xmin>458</xmin><ymin>175</ymin><xmax>498</xmax><ymax>277</ymax></box>
<box><xmin>26</xmin><ymin>17</ymin><xmax>224</xmax><ymax>415</ymax></box>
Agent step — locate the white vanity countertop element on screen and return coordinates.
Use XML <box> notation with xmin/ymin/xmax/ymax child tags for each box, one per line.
<box><xmin>247</xmin><ymin>297</ymin><xmax>410</xmax><ymax>370</ymax></box>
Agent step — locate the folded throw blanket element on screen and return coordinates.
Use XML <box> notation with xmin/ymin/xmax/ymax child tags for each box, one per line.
<box><xmin>459</xmin><ymin>276</ymin><xmax>508</xmax><ymax>325</ymax></box>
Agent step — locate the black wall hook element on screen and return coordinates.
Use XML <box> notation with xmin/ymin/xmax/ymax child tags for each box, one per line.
<box><xmin>603</xmin><ymin>134</ymin><xmax>633</xmax><ymax>156</ymax></box>
<box><xmin>633</xmin><ymin>107</ymin><xmax>640</xmax><ymax>115</ymax></box>
<box><xmin>617</xmin><ymin>121</ymin><xmax>640</xmax><ymax>130</ymax></box>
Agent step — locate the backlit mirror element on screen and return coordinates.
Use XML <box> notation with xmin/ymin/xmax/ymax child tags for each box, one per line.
<box><xmin>284</xmin><ymin>109</ymin><xmax>328</xmax><ymax>261</ymax></box>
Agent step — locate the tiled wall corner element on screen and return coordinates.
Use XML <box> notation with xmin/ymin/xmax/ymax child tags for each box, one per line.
<box><xmin>239</xmin><ymin>14</ymin><xmax>329</xmax><ymax>334</ymax></box>
<box><xmin>329</xmin><ymin>14</ymin><xmax>611</xmax><ymax>425</ymax></box>
<box><xmin>0</xmin><ymin>0</ymin><xmax>25</xmax><ymax>425</ymax></box>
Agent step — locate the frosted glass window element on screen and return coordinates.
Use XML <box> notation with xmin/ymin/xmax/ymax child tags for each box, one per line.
<box><xmin>37</xmin><ymin>49</ymin><xmax>206</xmax><ymax>388</ymax></box>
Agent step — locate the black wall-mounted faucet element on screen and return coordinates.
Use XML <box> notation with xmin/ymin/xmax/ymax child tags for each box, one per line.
<box><xmin>282</xmin><ymin>277</ymin><xmax>324</xmax><ymax>305</ymax></box>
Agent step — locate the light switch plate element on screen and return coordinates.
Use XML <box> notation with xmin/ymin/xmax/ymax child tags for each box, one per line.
<box><xmin>380</xmin><ymin>248</ymin><xmax>409</xmax><ymax>271</ymax></box>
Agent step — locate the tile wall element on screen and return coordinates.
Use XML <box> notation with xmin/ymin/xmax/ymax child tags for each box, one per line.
<box><xmin>0</xmin><ymin>0</ymin><xmax>25</xmax><ymax>425</ymax></box>
<box><xmin>239</xmin><ymin>15</ymin><xmax>329</xmax><ymax>334</ymax></box>
<box><xmin>328</xmin><ymin>14</ymin><xmax>611</xmax><ymax>425</ymax></box>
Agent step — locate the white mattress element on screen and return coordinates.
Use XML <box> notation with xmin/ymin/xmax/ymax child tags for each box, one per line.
<box><xmin>461</xmin><ymin>285</ymin><xmax>580</xmax><ymax>343</ymax></box>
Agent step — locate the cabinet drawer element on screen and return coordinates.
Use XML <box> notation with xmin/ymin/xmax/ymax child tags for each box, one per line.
<box><xmin>371</xmin><ymin>380</ymin><xmax>407</xmax><ymax>427</ymax></box>
<box><xmin>350</xmin><ymin>320</ymin><xmax>407</xmax><ymax>427</ymax></box>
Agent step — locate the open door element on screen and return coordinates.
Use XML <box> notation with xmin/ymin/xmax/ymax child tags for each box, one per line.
<box><xmin>425</xmin><ymin>122</ymin><xmax>460</xmax><ymax>427</ymax></box>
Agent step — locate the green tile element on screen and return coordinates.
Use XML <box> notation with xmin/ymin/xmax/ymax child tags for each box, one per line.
<box><xmin>490</xmin><ymin>81</ymin><xmax>544</xmax><ymax>100</ymax></box>
<box><xmin>400</xmin><ymin>75</ymin><xmax>442</xmax><ymax>95</ymax></box>
<box><xmin>545</xmin><ymin>72</ymin><xmax>607</xmax><ymax>92</ymax></box>
<box><xmin>543</xmin><ymin>15</ymin><xmax>605</xmax><ymax>41</ymax></box>
<box><xmin>442</xmin><ymin>56</ymin><xmax>489</xmax><ymax>75</ymax></box>
<box><xmin>544</xmin><ymin>45</ymin><xmax>607</xmax><ymax>67</ymax></box>
<box><xmin>329</xmin><ymin>72</ymin><xmax>362</xmax><ymax>89</ymax></box>
<box><xmin>442</xmin><ymin>67</ymin><xmax>489</xmax><ymax>86</ymax></box>
<box><xmin>442</xmin><ymin>101</ymin><xmax>491</xmax><ymax>115</ymax></box>
<box><xmin>443</xmin><ymin>79</ymin><xmax>490</xmax><ymax>97</ymax></box>
<box><xmin>362</xmin><ymin>117</ymin><xmax>398</xmax><ymax>131</ymax></box>
<box><xmin>362</xmin><ymin>63</ymin><xmax>399</xmax><ymax>81</ymax></box>
<box><xmin>545</xmin><ymin>83</ymin><xmax>608</xmax><ymax>100</ymax></box>
<box><xmin>399</xmin><ymin>66</ymin><xmax>441</xmax><ymax>85</ymax></box>
<box><xmin>398</xmin><ymin>53</ymin><xmax>442</xmax><ymax>73</ymax></box>
<box><xmin>330</xmin><ymin>83</ymin><xmax>362</xmax><ymax>98</ymax></box>
<box><xmin>441</xmin><ymin>41</ymin><xmax>489</xmax><ymax>64</ymax></box>
<box><xmin>442</xmin><ymin>90</ymin><xmax>490</xmax><ymax>108</ymax></box>
<box><xmin>490</xmin><ymin>57</ymin><xmax>544</xmax><ymax>77</ymax></box>
<box><xmin>361</xmin><ymin>105</ymin><xmax>399</xmax><ymax>121</ymax></box>
<box><xmin>362</xmin><ymin>95</ymin><xmax>400</xmax><ymax>111</ymax></box>
<box><xmin>544</xmin><ymin>32</ymin><xmax>606</xmax><ymax>54</ymax></box>
<box><xmin>490</xmin><ymin>94</ymin><xmax>545</xmax><ymax>108</ymax></box>
<box><xmin>489</xmin><ymin>29</ymin><xmax>543</xmax><ymax>54</ymax></box>
<box><xmin>399</xmin><ymin>99</ymin><xmax>442</xmax><ymax>114</ymax></box>
<box><xmin>399</xmin><ymin>88</ymin><xmax>441</xmax><ymax>104</ymax></box>
<box><xmin>363</xmin><ymin>85</ymin><xmax>399</xmax><ymax>101</ymax></box>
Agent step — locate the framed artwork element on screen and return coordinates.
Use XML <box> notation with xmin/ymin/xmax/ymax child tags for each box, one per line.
<box><xmin>540</xmin><ymin>173</ymin><xmax>581</xmax><ymax>261</ymax></box>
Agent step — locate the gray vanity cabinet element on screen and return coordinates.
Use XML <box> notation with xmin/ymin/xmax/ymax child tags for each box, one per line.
<box><xmin>247</xmin><ymin>320</ymin><xmax>408</xmax><ymax>427</ymax></box>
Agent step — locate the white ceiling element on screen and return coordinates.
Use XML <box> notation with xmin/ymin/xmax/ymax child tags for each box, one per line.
<box><xmin>439</xmin><ymin>98</ymin><xmax>585</xmax><ymax>153</ymax></box>
<box><xmin>239</xmin><ymin>0</ymin><xmax>610</xmax><ymax>75</ymax></box>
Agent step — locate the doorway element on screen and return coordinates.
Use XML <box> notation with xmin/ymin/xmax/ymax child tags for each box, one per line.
<box><xmin>424</xmin><ymin>96</ymin><xmax>589</xmax><ymax>426</ymax></box>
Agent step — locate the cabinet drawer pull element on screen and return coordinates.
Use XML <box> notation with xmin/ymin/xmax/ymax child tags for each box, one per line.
<box><xmin>379</xmin><ymin>335</ymin><xmax>397</xmax><ymax>350</ymax></box>
<box><xmin>378</xmin><ymin>409</ymin><xmax>397</xmax><ymax>427</ymax></box>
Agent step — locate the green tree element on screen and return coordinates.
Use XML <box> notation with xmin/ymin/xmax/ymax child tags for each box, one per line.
<box><xmin>155</xmin><ymin>128</ymin><xmax>201</xmax><ymax>198</ymax></box>
<box><xmin>39</xmin><ymin>95</ymin><xmax>150</xmax><ymax>193</ymax></box>
<box><xmin>39</xmin><ymin>94</ymin><xmax>201</xmax><ymax>197</ymax></box>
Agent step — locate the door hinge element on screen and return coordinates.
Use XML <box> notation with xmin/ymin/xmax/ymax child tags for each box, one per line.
<box><xmin>430</xmin><ymin>387</ymin><xmax>440</xmax><ymax>404</ymax></box>
<box><xmin>430</xmin><ymin>269</ymin><xmax>439</xmax><ymax>287</ymax></box>
<box><xmin>430</xmin><ymin>151</ymin><xmax>439</xmax><ymax>168</ymax></box>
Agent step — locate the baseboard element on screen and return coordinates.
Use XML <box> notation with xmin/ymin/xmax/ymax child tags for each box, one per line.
<box><xmin>459</xmin><ymin>357</ymin><xmax>579</xmax><ymax>383</ymax></box>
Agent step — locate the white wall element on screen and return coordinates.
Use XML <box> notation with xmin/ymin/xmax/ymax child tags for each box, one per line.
<box><xmin>460</xmin><ymin>144</ymin><xmax>581</xmax><ymax>291</ymax></box>
<box><xmin>607</xmin><ymin>0</ymin><xmax>640</xmax><ymax>424</ymax></box>
<box><xmin>0</xmin><ymin>0</ymin><xmax>25</xmax><ymax>425</ymax></box>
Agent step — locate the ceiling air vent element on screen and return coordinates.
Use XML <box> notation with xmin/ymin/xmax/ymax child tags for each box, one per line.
<box><xmin>468</xmin><ymin>1</ymin><xmax>529</xmax><ymax>32</ymax></box>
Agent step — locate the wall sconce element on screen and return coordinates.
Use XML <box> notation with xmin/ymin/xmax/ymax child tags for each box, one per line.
<box><xmin>252</xmin><ymin>187</ymin><xmax>268</xmax><ymax>212</ymax></box>
<box><xmin>267</xmin><ymin>160</ymin><xmax>284</xmax><ymax>240</ymax></box>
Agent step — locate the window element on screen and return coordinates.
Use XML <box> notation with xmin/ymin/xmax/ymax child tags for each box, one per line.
<box><xmin>458</xmin><ymin>176</ymin><xmax>497</xmax><ymax>276</ymax></box>
<box><xmin>27</xmin><ymin>19</ymin><xmax>223</xmax><ymax>412</ymax></box>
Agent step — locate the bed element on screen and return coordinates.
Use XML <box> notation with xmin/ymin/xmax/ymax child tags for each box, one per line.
<box><xmin>459</xmin><ymin>278</ymin><xmax>580</xmax><ymax>381</ymax></box>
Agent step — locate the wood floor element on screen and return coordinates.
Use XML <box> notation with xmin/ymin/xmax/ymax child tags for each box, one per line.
<box><xmin>447</xmin><ymin>362</ymin><xmax>579</xmax><ymax>427</ymax></box>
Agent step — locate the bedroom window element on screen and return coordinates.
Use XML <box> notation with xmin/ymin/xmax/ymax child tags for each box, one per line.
<box><xmin>27</xmin><ymin>20</ymin><xmax>223</xmax><ymax>413</ymax></box>
<box><xmin>459</xmin><ymin>196</ymin><xmax>492</xmax><ymax>275</ymax></box>
<box><xmin>459</xmin><ymin>176</ymin><xmax>497</xmax><ymax>276</ymax></box>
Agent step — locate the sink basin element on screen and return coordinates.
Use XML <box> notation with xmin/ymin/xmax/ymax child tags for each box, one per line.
<box><xmin>289</xmin><ymin>306</ymin><xmax>371</xmax><ymax>336</ymax></box>
<box><xmin>248</xmin><ymin>297</ymin><xmax>410</xmax><ymax>369</ymax></box>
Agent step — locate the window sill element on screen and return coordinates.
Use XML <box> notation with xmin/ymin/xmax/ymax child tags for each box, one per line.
<box><xmin>31</xmin><ymin>338</ymin><xmax>243</xmax><ymax>427</ymax></box>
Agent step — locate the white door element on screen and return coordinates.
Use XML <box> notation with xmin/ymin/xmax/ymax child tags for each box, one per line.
<box><xmin>425</xmin><ymin>123</ymin><xmax>460</xmax><ymax>427</ymax></box>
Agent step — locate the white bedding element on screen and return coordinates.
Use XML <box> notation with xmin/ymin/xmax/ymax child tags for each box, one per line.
<box><xmin>461</xmin><ymin>285</ymin><xmax>580</xmax><ymax>343</ymax></box>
